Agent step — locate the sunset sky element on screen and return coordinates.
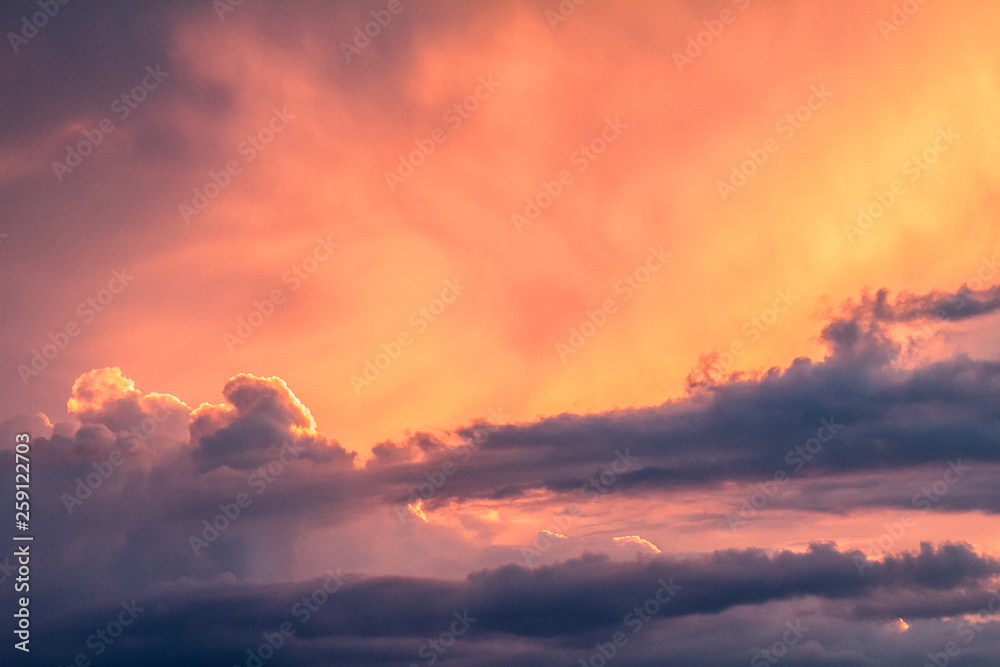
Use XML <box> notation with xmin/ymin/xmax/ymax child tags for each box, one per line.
<box><xmin>1</xmin><ymin>1</ymin><xmax>1000</xmax><ymax>665</ymax></box>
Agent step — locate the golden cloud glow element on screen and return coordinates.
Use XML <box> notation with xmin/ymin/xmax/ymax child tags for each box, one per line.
<box><xmin>613</xmin><ymin>535</ymin><xmax>662</xmax><ymax>553</ymax></box>
<box><xmin>407</xmin><ymin>500</ymin><xmax>429</xmax><ymax>523</ymax></box>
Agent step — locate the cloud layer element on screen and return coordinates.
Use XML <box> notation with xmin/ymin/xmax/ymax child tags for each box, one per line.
<box><xmin>1</xmin><ymin>284</ymin><xmax>999</xmax><ymax>664</ymax></box>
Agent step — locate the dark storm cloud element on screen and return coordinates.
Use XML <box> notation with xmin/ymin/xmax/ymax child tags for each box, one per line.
<box><xmin>11</xmin><ymin>543</ymin><xmax>1000</xmax><ymax>666</ymax></box>
<box><xmin>394</xmin><ymin>285</ymin><xmax>1000</xmax><ymax>513</ymax></box>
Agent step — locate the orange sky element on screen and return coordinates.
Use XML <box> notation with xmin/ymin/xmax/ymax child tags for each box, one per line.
<box><xmin>4</xmin><ymin>0</ymin><xmax>999</xmax><ymax>456</ymax></box>
<box><xmin>4</xmin><ymin>3</ymin><xmax>1000</xmax><ymax>663</ymax></box>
